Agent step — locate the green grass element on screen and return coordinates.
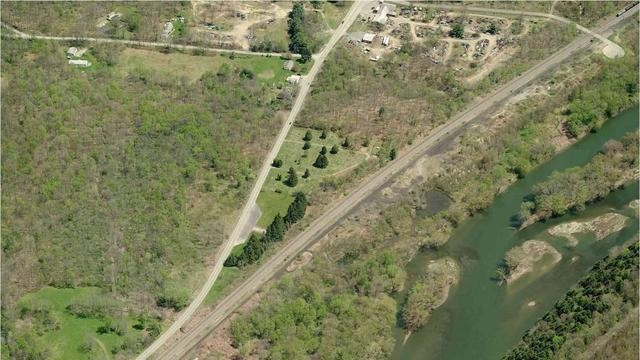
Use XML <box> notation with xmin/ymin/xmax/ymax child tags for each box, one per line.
<box><xmin>18</xmin><ymin>287</ymin><xmax>143</xmax><ymax>359</ymax></box>
<box><xmin>118</xmin><ymin>48</ymin><xmax>297</xmax><ymax>84</ymax></box>
<box><xmin>204</xmin><ymin>267</ymin><xmax>242</xmax><ymax>305</ymax></box>
<box><xmin>257</xmin><ymin>190</ymin><xmax>293</xmax><ymax>228</ymax></box>
<box><xmin>256</xmin><ymin>127</ymin><xmax>368</xmax><ymax>227</ymax></box>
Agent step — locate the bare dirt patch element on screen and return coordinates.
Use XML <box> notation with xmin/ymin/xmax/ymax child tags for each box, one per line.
<box><xmin>286</xmin><ymin>251</ymin><xmax>313</xmax><ymax>272</ymax></box>
<box><xmin>548</xmin><ymin>212</ymin><xmax>629</xmax><ymax>246</ymax></box>
<box><xmin>505</xmin><ymin>240</ymin><xmax>561</xmax><ymax>283</ymax></box>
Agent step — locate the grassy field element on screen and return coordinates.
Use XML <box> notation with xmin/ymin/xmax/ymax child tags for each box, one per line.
<box><xmin>17</xmin><ymin>287</ymin><xmax>145</xmax><ymax>359</ymax></box>
<box><xmin>118</xmin><ymin>48</ymin><xmax>300</xmax><ymax>84</ymax></box>
<box><xmin>256</xmin><ymin>127</ymin><xmax>368</xmax><ymax>227</ymax></box>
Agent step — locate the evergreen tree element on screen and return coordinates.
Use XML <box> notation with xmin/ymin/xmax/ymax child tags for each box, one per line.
<box><xmin>390</xmin><ymin>148</ymin><xmax>397</xmax><ymax>160</ymax></box>
<box><xmin>320</xmin><ymin>129</ymin><xmax>327</xmax><ymax>139</ymax></box>
<box><xmin>285</xmin><ymin>167</ymin><xmax>298</xmax><ymax>187</ymax></box>
<box><xmin>265</xmin><ymin>213</ymin><xmax>285</xmax><ymax>242</ymax></box>
<box><xmin>342</xmin><ymin>137</ymin><xmax>350</xmax><ymax>148</ymax></box>
<box><xmin>320</xmin><ymin>146</ymin><xmax>327</xmax><ymax>155</ymax></box>
<box><xmin>313</xmin><ymin>153</ymin><xmax>328</xmax><ymax>168</ymax></box>
<box><xmin>284</xmin><ymin>192</ymin><xmax>308</xmax><ymax>226</ymax></box>
<box><xmin>303</xmin><ymin>130</ymin><xmax>313</xmax><ymax>141</ymax></box>
<box><xmin>330</xmin><ymin>145</ymin><xmax>339</xmax><ymax>154</ymax></box>
<box><xmin>271</xmin><ymin>159</ymin><xmax>283</xmax><ymax>168</ymax></box>
<box><xmin>243</xmin><ymin>233</ymin><xmax>265</xmax><ymax>264</ymax></box>
<box><xmin>302</xmin><ymin>141</ymin><xmax>311</xmax><ymax>150</ymax></box>
<box><xmin>300</xmin><ymin>44</ymin><xmax>312</xmax><ymax>63</ymax></box>
<box><xmin>303</xmin><ymin>169</ymin><xmax>310</xmax><ymax>178</ymax></box>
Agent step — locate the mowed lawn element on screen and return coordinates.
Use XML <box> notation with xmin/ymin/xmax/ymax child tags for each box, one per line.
<box><xmin>18</xmin><ymin>287</ymin><xmax>144</xmax><ymax>360</ymax></box>
<box><xmin>118</xmin><ymin>48</ymin><xmax>298</xmax><ymax>84</ymax></box>
<box><xmin>256</xmin><ymin>127</ymin><xmax>368</xmax><ymax>227</ymax></box>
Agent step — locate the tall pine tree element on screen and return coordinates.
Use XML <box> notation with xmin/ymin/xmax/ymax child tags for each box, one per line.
<box><xmin>313</xmin><ymin>153</ymin><xmax>328</xmax><ymax>168</ymax></box>
<box><xmin>286</xmin><ymin>167</ymin><xmax>298</xmax><ymax>187</ymax></box>
<box><xmin>265</xmin><ymin>213</ymin><xmax>286</xmax><ymax>242</ymax></box>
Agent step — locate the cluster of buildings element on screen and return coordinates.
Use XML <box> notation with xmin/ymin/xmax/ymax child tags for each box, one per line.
<box><xmin>67</xmin><ymin>47</ymin><xmax>91</xmax><ymax>67</ymax></box>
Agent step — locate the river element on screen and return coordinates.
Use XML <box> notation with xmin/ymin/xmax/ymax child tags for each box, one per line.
<box><xmin>392</xmin><ymin>107</ymin><xmax>639</xmax><ymax>360</ymax></box>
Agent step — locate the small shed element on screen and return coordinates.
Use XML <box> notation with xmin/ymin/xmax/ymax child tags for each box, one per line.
<box><xmin>283</xmin><ymin>60</ymin><xmax>294</xmax><ymax>71</ymax></box>
<box><xmin>69</xmin><ymin>59</ymin><xmax>92</xmax><ymax>67</ymax></box>
<box><xmin>382</xmin><ymin>36</ymin><xmax>390</xmax><ymax>46</ymax></box>
<box><xmin>362</xmin><ymin>33</ymin><xmax>375</xmax><ymax>43</ymax></box>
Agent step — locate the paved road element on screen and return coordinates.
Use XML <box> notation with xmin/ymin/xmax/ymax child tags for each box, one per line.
<box><xmin>136</xmin><ymin>2</ymin><xmax>366</xmax><ymax>359</ymax></box>
<box><xmin>393</xmin><ymin>1</ymin><xmax>626</xmax><ymax>58</ymax></box>
<box><xmin>0</xmin><ymin>22</ymin><xmax>300</xmax><ymax>59</ymax></box>
<box><xmin>153</xmin><ymin>7</ymin><xmax>637</xmax><ymax>360</ymax></box>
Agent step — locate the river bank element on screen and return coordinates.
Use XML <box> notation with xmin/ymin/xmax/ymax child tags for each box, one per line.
<box><xmin>392</xmin><ymin>106</ymin><xmax>639</xmax><ymax>360</ymax></box>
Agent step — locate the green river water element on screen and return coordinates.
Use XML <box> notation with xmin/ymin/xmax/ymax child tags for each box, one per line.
<box><xmin>392</xmin><ymin>107</ymin><xmax>639</xmax><ymax>360</ymax></box>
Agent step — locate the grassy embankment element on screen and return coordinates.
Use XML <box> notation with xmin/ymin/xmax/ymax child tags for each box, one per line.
<box><xmin>221</xmin><ymin>19</ymin><xmax>639</xmax><ymax>360</ymax></box>
<box><xmin>0</xmin><ymin>36</ymin><xmax>298</xmax><ymax>358</ymax></box>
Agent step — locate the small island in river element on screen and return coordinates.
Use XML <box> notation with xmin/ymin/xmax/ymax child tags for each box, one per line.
<box><xmin>498</xmin><ymin>240</ymin><xmax>562</xmax><ymax>284</ymax></box>
<box><xmin>401</xmin><ymin>257</ymin><xmax>460</xmax><ymax>337</ymax></box>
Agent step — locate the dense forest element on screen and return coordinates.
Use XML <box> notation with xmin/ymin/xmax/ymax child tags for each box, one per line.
<box><xmin>520</xmin><ymin>132</ymin><xmax>639</xmax><ymax>224</ymax></box>
<box><xmin>1</xmin><ymin>38</ymin><xmax>285</xmax><ymax>357</ymax></box>
<box><xmin>503</xmin><ymin>242</ymin><xmax>639</xmax><ymax>360</ymax></box>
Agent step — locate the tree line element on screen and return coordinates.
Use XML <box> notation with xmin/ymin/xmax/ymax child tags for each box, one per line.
<box><xmin>224</xmin><ymin>192</ymin><xmax>308</xmax><ymax>267</ymax></box>
<box><xmin>287</xmin><ymin>2</ymin><xmax>312</xmax><ymax>62</ymax></box>
<box><xmin>519</xmin><ymin>131</ymin><xmax>638</xmax><ymax>224</ymax></box>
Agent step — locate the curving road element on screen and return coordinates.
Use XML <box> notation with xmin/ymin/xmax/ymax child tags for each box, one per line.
<box><xmin>135</xmin><ymin>2</ymin><xmax>367</xmax><ymax>359</ymax></box>
<box><xmin>152</xmin><ymin>6</ymin><xmax>637</xmax><ymax>360</ymax></box>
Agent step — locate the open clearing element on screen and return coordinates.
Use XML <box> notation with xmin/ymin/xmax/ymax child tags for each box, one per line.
<box><xmin>256</xmin><ymin>126</ymin><xmax>369</xmax><ymax>227</ymax></box>
<box><xmin>17</xmin><ymin>287</ymin><xmax>145</xmax><ymax>359</ymax></box>
<box><xmin>118</xmin><ymin>48</ymin><xmax>296</xmax><ymax>83</ymax></box>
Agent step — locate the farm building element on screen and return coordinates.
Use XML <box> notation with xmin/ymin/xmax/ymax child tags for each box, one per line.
<box><xmin>362</xmin><ymin>33</ymin><xmax>376</xmax><ymax>43</ymax></box>
<box><xmin>373</xmin><ymin>3</ymin><xmax>397</xmax><ymax>25</ymax></box>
